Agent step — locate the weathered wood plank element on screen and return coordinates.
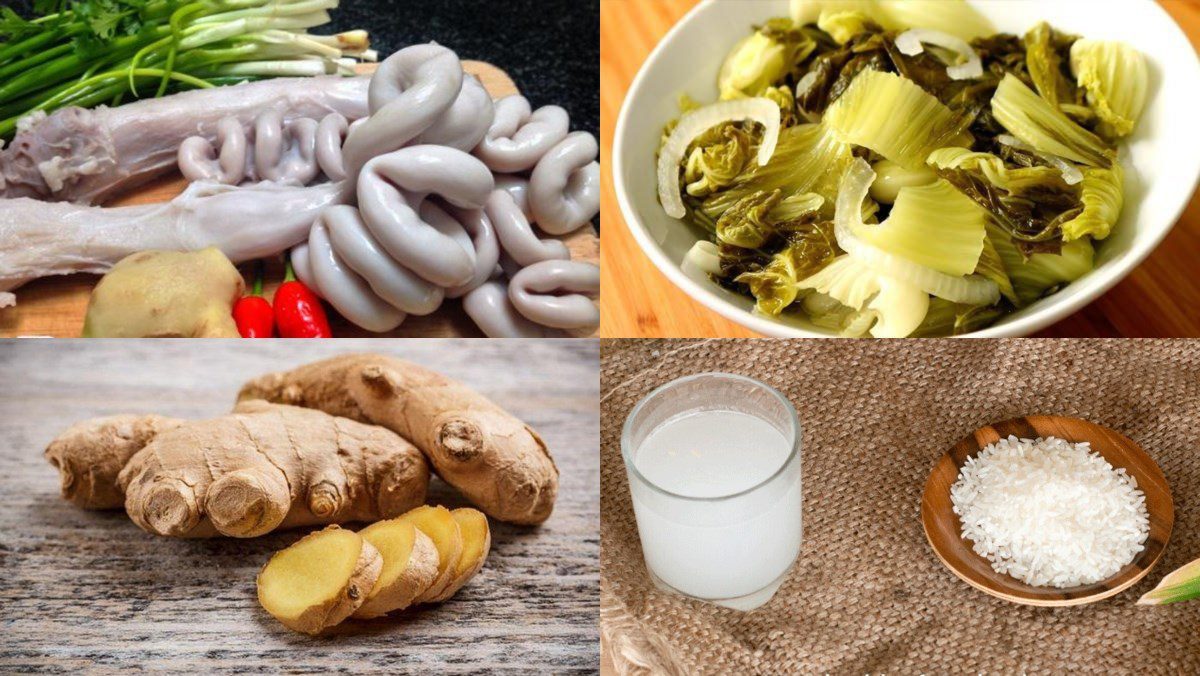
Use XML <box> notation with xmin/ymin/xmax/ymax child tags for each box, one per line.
<box><xmin>0</xmin><ymin>340</ymin><xmax>600</xmax><ymax>673</ymax></box>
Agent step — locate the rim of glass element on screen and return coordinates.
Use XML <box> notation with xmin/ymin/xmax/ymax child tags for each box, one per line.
<box><xmin>620</xmin><ymin>372</ymin><xmax>801</xmax><ymax>502</ymax></box>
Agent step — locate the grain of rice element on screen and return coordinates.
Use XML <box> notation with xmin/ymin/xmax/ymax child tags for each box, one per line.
<box><xmin>949</xmin><ymin>435</ymin><xmax>1149</xmax><ymax>588</ymax></box>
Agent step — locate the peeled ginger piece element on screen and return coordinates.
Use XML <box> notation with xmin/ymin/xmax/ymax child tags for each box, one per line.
<box><xmin>353</xmin><ymin>520</ymin><xmax>440</xmax><ymax>619</ymax></box>
<box><xmin>257</xmin><ymin>526</ymin><xmax>382</xmax><ymax>635</ymax></box>
<box><xmin>427</xmin><ymin>508</ymin><xmax>492</xmax><ymax>603</ymax></box>
<box><xmin>400</xmin><ymin>505</ymin><xmax>465</xmax><ymax>602</ymax></box>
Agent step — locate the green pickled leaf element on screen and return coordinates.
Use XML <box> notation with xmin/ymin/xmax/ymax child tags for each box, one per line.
<box><xmin>717</xmin><ymin>242</ymin><xmax>772</xmax><ymax>282</ymax></box>
<box><xmin>793</xmin><ymin>30</ymin><xmax>889</xmax><ymax>116</ymax></box>
<box><xmin>817</xmin><ymin>9</ymin><xmax>875</xmax><ymax>44</ymax></box>
<box><xmin>715</xmin><ymin>189</ymin><xmax>823</xmax><ymax>249</ymax></box>
<box><xmin>697</xmin><ymin>123</ymin><xmax>851</xmax><ymax>224</ymax></box>
<box><xmin>873</xmin><ymin>0</ymin><xmax>994</xmax><ymax>41</ymax></box>
<box><xmin>1024</xmin><ymin>22</ymin><xmax>1079</xmax><ymax>108</ymax></box>
<box><xmin>734</xmin><ymin>220</ymin><xmax>839</xmax><ymax>315</ymax></box>
<box><xmin>987</xmin><ymin>222</ymin><xmax>1094</xmax><ymax>304</ymax></box>
<box><xmin>991</xmin><ymin>73</ymin><xmax>1114</xmax><ymax>167</ymax></box>
<box><xmin>868</xmin><ymin>159</ymin><xmax>937</xmax><ymax>204</ymax></box>
<box><xmin>977</xmin><ymin>228</ymin><xmax>1019</xmax><ymax>305</ymax></box>
<box><xmin>1060</xmin><ymin>164</ymin><xmax>1123</xmax><ymax>241</ymax></box>
<box><xmin>855</xmin><ymin>178</ymin><xmax>988</xmax><ymax>276</ymax></box>
<box><xmin>825</xmin><ymin>69</ymin><xmax>970</xmax><ymax>170</ymax></box>
<box><xmin>792</xmin><ymin>0</ymin><xmax>876</xmax><ymax>26</ymax></box>
<box><xmin>772</xmin><ymin>191</ymin><xmax>826</xmax><ymax>221</ymax></box>
<box><xmin>763</xmin><ymin>85</ymin><xmax>801</xmax><ymax>127</ymax></box>
<box><xmin>928</xmin><ymin>147</ymin><xmax>1083</xmax><ymax>246</ymax></box>
<box><xmin>791</xmin><ymin>0</ymin><xmax>994</xmax><ymax>41</ymax></box>
<box><xmin>796</xmin><ymin>254</ymin><xmax>930</xmax><ymax>337</ymax></box>
<box><xmin>718</xmin><ymin>18</ymin><xmax>816</xmax><ymax>100</ymax></box>
<box><xmin>1070</xmin><ymin>39</ymin><xmax>1150</xmax><ymax>139</ymax></box>
<box><xmin>910</xmin><ymin>298</ymin><xmax>1006</xmax><ymax>337</ymax></box>
<box><xmin>682</xmin><ymin>123</ymin><xmax>756</xmax><ymax>199</ymax></box>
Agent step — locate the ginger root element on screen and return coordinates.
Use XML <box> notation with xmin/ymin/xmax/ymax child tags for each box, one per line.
<box><xmin>46</xmin><ymin>401</ymin><xmax>430</xmax><ymax>538</ymax></box>
<box><xmin>45</xmin><ymin>414</ymin><xmax>183</xmax><ymax>509</ymax></box>
<box><xmin>259</xmin><ymin>505</ymin><xmax>492</xmax><ymax>633</ymax></box>
<box><xmin>82</xmin><ymin>247</ymin><xmax>244</xmax><ymax>338</ymax></box>
<box><xmin>257</xmin><ymin>525</ymin><xmax>382</xmax><ymax>635</ymax></box>
<box><xmin>398</xmin><ymin>505</ymin><xmax>464</xmax><ymax>602</ymax></box>
<box><xmin>238</xmin><ymin>354</ymin><xmax>559</xmax><ymax>525</ymax></box>
<box><xmin>353</xmin><ymin>520</ymin><xmax>440</xmax><ymax>619</ymax></box>
<box><xmin>427</xmin><ymin>507</ymin><xmax>492</xmax><ymax>603</ymax></box>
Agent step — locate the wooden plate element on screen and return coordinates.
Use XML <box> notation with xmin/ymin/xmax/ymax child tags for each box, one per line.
<box><xmin>921</xmin><ymin>415</ymin><xmax>1174</xmax><ymax>607</ymax></box>
<box><xmin>0</xmin><ymin>61</ymin><xmax>599</xmax><ymax>338</ymax></box>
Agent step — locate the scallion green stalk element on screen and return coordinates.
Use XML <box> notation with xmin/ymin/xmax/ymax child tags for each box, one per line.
<box><xmin>0</xmin><ymin>0</ymin><xmax>368</xmax><ymax>139</ymax></box>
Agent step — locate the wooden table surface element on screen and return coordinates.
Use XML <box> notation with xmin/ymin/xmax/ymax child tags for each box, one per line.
<box><xmin>599</xmin><ymin>0</ymin><xmax>1200</xmax><ymax>338</ymax></box>
<box><xmin>0</xmin><ymin>340</ymin><xmax>599</xmax><ymax>673</ymax></box>
<box><xmin>0</xmin><ymin>62</ymin><xmax>599</xmax><ymax>339</ymax></box>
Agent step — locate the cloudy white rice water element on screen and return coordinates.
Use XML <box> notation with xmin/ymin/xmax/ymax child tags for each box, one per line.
<box><xmin>949</xmin><ymin>436</ymin><xmax>1150</xmax><ymax>588</ymax></box>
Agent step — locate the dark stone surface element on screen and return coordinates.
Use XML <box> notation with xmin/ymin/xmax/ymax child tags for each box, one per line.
<box><xmin>325</xmin><ymin>0</ymin><xmax>599</xmax><ymax>136</ymax></box>
<box><xmin>8</xmin><ymin>0</ymin><xmax>599</xmax><ymax>136</ymax></box>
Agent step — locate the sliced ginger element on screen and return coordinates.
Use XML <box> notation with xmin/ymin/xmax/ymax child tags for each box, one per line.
<box><xmin>353</xmin><ymin>520</ymin><xmax>439</xmax><ymax>619</ymax></box>
<box><xmin>399</xmin><ymin>505</ymin><xmax>464</xmax><ymax>602</ymax></box>
<box><xmin>427</xmin><ymin>508</ymin><xmax>492</xmax><ymax>603</ymax></box>
<box><xmin>258</xmin><ymin>506</ymin><xmax>493</xmax><ymax>633</ymax></box>
<box><xmin>257</xmin><ymin>526</ymin><xmax>381</xmax><ymax>635</ymax></box>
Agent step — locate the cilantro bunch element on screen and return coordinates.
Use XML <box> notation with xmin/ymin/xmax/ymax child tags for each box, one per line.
<box><xmin>0</xmin><ymin>0</ymin><xmax>371</xmax><ymax>138</ymax></box>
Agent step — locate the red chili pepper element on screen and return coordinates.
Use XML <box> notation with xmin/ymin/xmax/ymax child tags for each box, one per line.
<box><xmin>232</xmin><ymin>259</ymin><xmax>275</xmax><ymax>338</ymax></box>
<box><xmin>274</xmin><ymin>260</ymin><xmax>332</xmax><ymax>338</ymax></box>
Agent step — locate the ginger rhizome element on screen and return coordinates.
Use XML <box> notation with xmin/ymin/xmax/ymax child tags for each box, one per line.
<box><xmin>428</xmin><ymin>507</ymin><xmax>493</xmax><ymax>602</ymax></box>
<box><xmin>83</xmin><ymin>247</ymin><xmax>245</xmax><ymax>338</ymax></box>
<box><xmin>257</xmin><ymin>525</ymin><xmax>383</xmax><ymax>635</ymax></box>
<box><xmin>45</xmin><ymin>414</ymin><xmax>183</xmax><ymax>509</ymax></box>
<box><xmin>238</xmin><ymin>354</ymin><xmax>559</xmax><ymax>525</ymax></box>
<box><xmin>399</xmin><ymin>505</ymin><xmax>464</xmax><ymax>602</ymax></box>
<box><xmin>259</xmin><ymin>505</ymin><xmax>493</xmax><ymax>634</ymax></box>
<box><xmin>353</xmin><ymin>520</ymin><xmax>439</xmax><ymax>618</ymax></box>
<box><xmin>45</xmin><ymin>401</ymin><xmax>430</xmax><ymax>538</ymax></box>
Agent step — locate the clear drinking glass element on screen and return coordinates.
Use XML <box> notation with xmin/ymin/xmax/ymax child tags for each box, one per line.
<box><xmin>620</xmin><ymin>373</ymin><xmax>803</xmax><ymax>611</ymax></box>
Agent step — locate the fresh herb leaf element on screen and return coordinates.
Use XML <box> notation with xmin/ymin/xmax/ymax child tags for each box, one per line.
<box><xmin>0</xmin><ymin>7</ymin><xmax>36</xmax><ymax>38</ymax></box>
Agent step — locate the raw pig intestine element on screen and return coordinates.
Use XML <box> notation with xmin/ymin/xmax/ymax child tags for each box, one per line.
<box><xmin>177</xmin><ymin>112</ymin><xmax>358</xmax><ymax>185</ymax></box>
<box><xmin>291</xmin><ymin>45</ymin><xmax>599</xmax><ymax>337</ymax></box>
<box><xmin>0</xmin><ymin>43</ymin><xmax>599</xmax><ymax>337</ymax></box>
<box><xmin>0</xmin><ymin>75</ymin><xmax>369</xmax><ymax>204</ymax></box>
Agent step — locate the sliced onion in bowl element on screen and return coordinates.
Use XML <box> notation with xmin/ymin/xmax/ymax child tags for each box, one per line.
<box><xmin>894</xmin><ymin>28</ymin><xmax>983</xmax><ymax>80</ymax></box>
<box><xmin>834</xmin><ymin>158</ymin><xmax>1001</xmax><ymax>306</ymax></box>
<box><xmin>656</xmin><ymin>98</ymin><xmax>781</xmax><ymax>219</ymax></box>
<box><xmin>683</xmin><ymin>240</ymin><xmax>723</xmax><ymax>276</ymax></box>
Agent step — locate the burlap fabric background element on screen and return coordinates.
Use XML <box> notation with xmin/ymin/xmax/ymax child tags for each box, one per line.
<box><xmin>600</xmin><ymin>339</ymin><xmax>1200</xmax><ymax>674</ymax></box>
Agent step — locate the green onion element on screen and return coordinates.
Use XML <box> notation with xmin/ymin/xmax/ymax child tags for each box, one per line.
<box><xmin>1138</xmin><ymin>557</ymin><xmax>1200</xmax><ymax>606</ymax></box>
<box><xmin>0</xmin><ymin>0</ymin><xmax>370</xmax><ymax>139</ymax></box>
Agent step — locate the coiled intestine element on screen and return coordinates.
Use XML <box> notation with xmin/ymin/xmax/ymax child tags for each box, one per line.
<box><xmin>461</xmin><ymin>260</ymin><xmax>600</xmax><ymax>338</ymax></box>
<box><xmin>180</xmin><ymin>43</ymin><xmax>600</xmax><ymax>336</ymax></box>
<box><xmin>473</xmin><ymin>96</ymin><xmax>569</xmax><ymax>172</ymax></box>
<box><xmin>507</xmin><ymin>259</ymin><xmax>600</xmax><ymax>330</ymax></box>
<box><xmin>528</xmin><ymin>132</ymin><xmax>601</xmax><ymax>235</ymax></box>
<box><xmin>177</xmin><ymin>111</ymin><xmax>357</xmax><ymax>186</ymax></box>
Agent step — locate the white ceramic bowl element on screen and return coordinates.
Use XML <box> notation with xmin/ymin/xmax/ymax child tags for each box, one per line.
<box><xmin>614</xmin><ymin>0</ymin><xmax>1200</xmax><ymax>337</ymax></box>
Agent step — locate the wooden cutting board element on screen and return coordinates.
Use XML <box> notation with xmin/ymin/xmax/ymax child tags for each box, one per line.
<box><xmin>0</xmin><ymin>62</ymin><xmax>599</xmax><ymax>338</ymax></box>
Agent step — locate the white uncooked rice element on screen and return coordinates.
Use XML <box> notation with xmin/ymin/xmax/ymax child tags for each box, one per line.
<box><xmin>949</xmin><ymin>435</ymin><xmax>1149</xmax><ymax>588</ymax></box>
